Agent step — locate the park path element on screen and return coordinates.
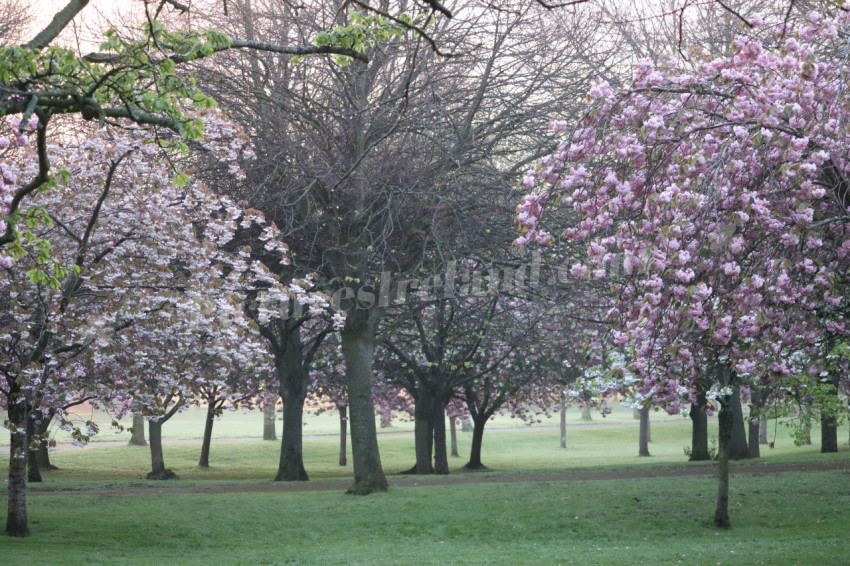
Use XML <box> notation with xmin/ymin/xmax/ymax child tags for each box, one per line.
<box><xmin>22</xmin><ymin>459</ymin><xmax>849</xmax><ymax>498</ymax></box>
<box><xmin>0</xmin><ymin>418</ymin><xmax>694</xmax><ymax>454</ymax></box>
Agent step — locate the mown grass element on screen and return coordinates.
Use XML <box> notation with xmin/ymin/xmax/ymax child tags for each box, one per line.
<box><xmin>2</xmin><ymin>406</ymin><xmax>849</xmax><ymax>564</ymax></box>
<box><xmin>2</xmin><ymin>471</ymin><xmax>848</xmax><ymax>565</ymax></box>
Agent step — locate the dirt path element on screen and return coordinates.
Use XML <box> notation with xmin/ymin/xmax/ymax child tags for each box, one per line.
<box><xmin>23</xmin><ymin>458</ymin><xmax>848</xmax><ymax>498</ymax></box>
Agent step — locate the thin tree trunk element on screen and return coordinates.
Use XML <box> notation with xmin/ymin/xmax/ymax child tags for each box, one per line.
<box><xmin>450</xmin><ymin>416</ymin><xmax>459</xmax><ymax>457</ymax></box>
<box><xmin>339</xmin><ymin>405</ymin><xmax>348</xmax><ymax>467</ymax></box>
<box><xmin>5</xmin><ymin>394</ymin><xmax>30</xmax><ymax>537</ymax></box>
<box><xmin>689</xmin><ymin>392</ymin><xmax>710</xmax><ymax>460</ymax></box>
<box><xmin>747</xmin><ymin>416</ymin><xmax>760</xmax><ymax>458</ymax></box>
<box><xmin>263</xmin><ymin>403</ymin><xmax>277</xmax><ymax>441</ymax></box>
<box><xmin>128</xmin><ymin>414</ymin><xmax>147</xmax><ymax>446</ymax></box>
<box><xmin>581</xmin><ymin>403</ymin><xmax>592</xmax><ymax>421</ymax></box>
<box><xmin>728</xmin><ymin>386</ymin><xmax>751</xmax><ymax>460</ymax></box>
<box><xmin>461</xmin><ymin>417</ymin><xmax>473</xmax><ymax>432</ymax></box>
<box><xmin>198</xmin><ymin>399</ymin><xmax>216</xmax><ymax>468</ymax></box>
<box><xmin>380</xmin><ymin>408</ymin><xmax>392</xmax><ymax>428</ymax></box>
<box><xmin>433</xmin><ymin>400</ymin><xmax>449</xmax><ymax>475</ymax></box>
<box><xmin>560</xmin><ymin>392</ymin><xmax>567</xmax><ymax>449</ymax></box>
<box><xmin>638</xmin><ymin>406</ymin><xmax>651</xmax><ymax>457</ymax></box>
<box><xmin>26</xmin><ymin>414</ymin><xmax>42</xmax><ymax>483</ymax></box>
<box><xmin>759</xmin><ymin>416</ymin><xmax>768</xmax><ymax>445</ymax></box>
<box><xmin>633</xmin><ymin>408</ymin><xmax>641</xmax><ymax>419</ymax></box>
<box><xmin>464</xmin><ymin>416</ymin><xmax>488</xmax><ymax>470</ymax></box>
<box><xmin>714</xmin><ymin>395</ymin><xmax>732</xmax><ymax>529</ymax></box>
<box><xmin>339</xmin><ymin>307</ymin><xmax>388</xmax><ymax>494</ymax></box>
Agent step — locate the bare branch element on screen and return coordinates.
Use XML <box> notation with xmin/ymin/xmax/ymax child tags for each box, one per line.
<box><xmin>25</xmin><ymin>0</ymin><xmax>90</xmax><ymax>49</ymax></box>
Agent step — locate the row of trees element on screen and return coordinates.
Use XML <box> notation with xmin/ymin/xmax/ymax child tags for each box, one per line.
<box><xmin>2</xmin><ymin>0</ymin><xmax>847</xmax><ymax>539</ymax></box>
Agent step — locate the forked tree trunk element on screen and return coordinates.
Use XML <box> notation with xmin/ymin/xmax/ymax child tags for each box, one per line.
<box><xmin>450</xmin><ymin>417</ymin><xmax>459</xmax><ymax>457</ymax></box>
<box><xmin>128</xmin><ymin>415</ymin><xmax>147</xmax><ymax>446</ymax></box>
<box><xmin>5</xmin><ymin>394</ymin><xmax>30</xmax><ymax>537</ymax></box>
<box><xmin>263</xmin><ymin>403</ymin><xmax>277</xmax><ymax>441</ymax></box>
<box><xmin>339</xmin><ymin>405</ymin><xmax>348</xmax><ymax>467</ymax></box>
<box><xmin>728</xmin><ymin>386</ymin><xmax>751</xmax><ymax>460</ymax></box>
<box><xmin>638</xmin><ymin>406</ymin><xmax>651</xmax><ymax>457</ymax></box>
<box><xmin>433</xmin><ymin>400</ymin><xmax>449</xmax><ymax>475</ymax></box>
<box><xmin>198</xmin><ymin>399</ymin><xmax>217</xmax><ymax>468</ymax></box>
<box><xmin>689</xmin><ymin>392</ymin><xmax>710</xmax><ymax>461</ymax></box>
<box><xmin>714</xmin><ymin>395</ymin><xmax>733</xmax><ymax>529</ymax></box>
<box><xmin>560</xmin><ymin>393</ymin><xmax>567</xmax><ymax>449</ymax></box>
<box><xmin>339</xmin><ymin>307</ymin><xmax>388</xmax><ymax>494</ymax></box>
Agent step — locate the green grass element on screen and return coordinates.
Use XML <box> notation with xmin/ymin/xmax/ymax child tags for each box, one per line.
<box><xmin>2</xmin><ymin>472</ymin><xmax>847</xmax><ymax>565</ymax></box>
<box><xmin>2</xmin><ymin>407</ymin><xmax>849</xmax><ymax>564</ymax></box>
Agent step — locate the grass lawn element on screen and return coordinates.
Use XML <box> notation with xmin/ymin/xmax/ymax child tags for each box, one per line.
<box><xmin>1</xmin><ymin>406</ymin><xmax>849</xmax><ymax>564</ymax></box>
<box><xmin>1</xmin><ymin>471</ymin><xmax>847</xmax><ymax>565</ymax></box>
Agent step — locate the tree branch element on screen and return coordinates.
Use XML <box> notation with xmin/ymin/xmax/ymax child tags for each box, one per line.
<box><xmin>25</xmin><ymin>0</ymin><xmax>90</xmax><ymax>49</ymax></box>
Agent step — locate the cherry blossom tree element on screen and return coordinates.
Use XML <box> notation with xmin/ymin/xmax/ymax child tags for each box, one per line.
<box><xmin>517</xmin><ymin>11</ymin><xmax>850</xmax><ymax>528</ymax></box>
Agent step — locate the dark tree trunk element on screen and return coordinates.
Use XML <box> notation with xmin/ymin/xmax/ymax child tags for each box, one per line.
<box><xmin>638</xmin><ymin>406</ymin><xmax>651</xmax><ymax>457</ymax></box>
<box><xmin>128</xmin><ymin>414</ymin><xmax>147</xmax><ymax>446</ymax></box>
<box><xmin>26</xmin><ymin>414</ymin><xmax>42</xmax><ymax>483</ymax></box>
<box><xmin>821</xmin><ymin>371</ymin><xmax>839</xmax><ymax>453</ymax></box>
<box><xmin>198</xmin><ymin>398</ymin><xmax>216</xmax><ymax>468</ymax></box>
<box><xmin>148</xmin><ymin>420</ymin><xmax>166</xmax><ymax>476</ymax></box>
<box><xmin>263</xmin><ymin>403</ymin><xmax>277</xmax><ymax>441</ymax></box>
<box><xmin>747</xmin><ymin>416</ymin><xmax>760</xmax><ymax>458</ymax></box>
<box><xmin>36</xmin><ymin>441</ymin><xmax>55</xmax><ymax>472</ymax></box>
<box><xmin>728</xmin><ymin>386</ymin><xmax>751</xmax><ymax>460</ymax></box>
<box><xmin>433</xmin><ymin>400</ymin><xmax>449</xmax><ymax>475</ymax></box>
<box><xmin>450</xmin><ymin>416</ymin><xmax>459</xmax><ymax>457</ymax></box>
<box><xmin>5</xmin><ymin>394</ymin><xmax>30</xmax><ymax>537</ymax></box>
<box><xmin>560</xmin><ymin>392</ymin><xmax>567</xmax><ymax>449</ymax></box>
<box><xmin>714</xmin><ymin>395</ymin><xmax>732</xmax><ymax>529</ymax></box>
<box><xmin>339</xmin><ymin>307</ymin><xmax>388</xmax><ymax>494</ymax></box>
<box><xmin>275</xmin><ymin>393</ymin><xmax>309</xmax><ymax>481</ymax></box>
<box><xmin>464</xmin><ymin>415</ymin><xmax>488</xmax><ymax>470</ymax></box>
<box><xmin>689</xmin><ymin>392</ymin><xmax>710</xmax><ymax>461</ymax></box>
<box><xmin>339</xmin><ymin>405</ymin><xmax>348</xmax><ymax>467</ymax></box>
<box><xmin>412</xmin><ymin>388</ymin><xmax>435</xmax><ymax>474</ymax></box>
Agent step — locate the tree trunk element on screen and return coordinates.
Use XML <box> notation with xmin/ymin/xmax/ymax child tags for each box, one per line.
<box><xmin>450</xmin><ymin>416</ymin><xmax>459</xmax><ymax>457</ymax></box>
<box><xmin>728</xmin><ymin>386</ymin><xmax>751</xmax><ymax>460</ymax></box>
<box><xmin>412</xmin><ymin>388</ymin><xmax>435</xmax><ymax>474</ymax></box>
<box><xmin>380</xmin><ymin>408</ymin><xmax>392</xmax><ymax>428</ymax></box>
<box><xmin>633</xmin><ymin>408</ymin><xmax>641</xmax><ymax>419</ymax></box>
<box><xmin>148</xmin><ymin>420</ymin><xmax>166</xmax><ymax>476</ymax></box>
<box><xmin>821</xmin><ymin>370</ymin><xmax>839</xmax><ymax>453</ymax></box>
<box><xmin>339</xmin><ymin>306</ymin><xmax>388</xmax><ymax>494</ymax></box>
<box><xmin>714</xmin><ymin>395</ymin><xmax>732</xmax><ymax>529</ymax></box>
<box><xmin>747</xmin><ymin>415</ymin><xmax>760</xmax><ymax>458</ymax></box>
<box><xmin>433</xmin><ymin>400</ymin><xmax>449</xmax><ymax>475</ymax></box>
<box><xmin>275</xmin><ymin>392</ymin><xmax>309</xmax><ymax>481</ymax></box>
<box><xmin>759</xmin><ymin>416</ymin><xmax>768</xmax><ymax>445</ymax></box>
<box><xmin>198</xmin><ymin>399</ymin><xmax>216</xmax><ymax>468</ymax></box>
<box><xmin>147</xmin><ymin>419</ymin><xmax>177</xmax><ymax>479</ymax></box>
<box><xmin>128</xmin><ymin>414</ymin><xmax>147</xmax><ymax>446</ymax></box>
<box><xmin>464</xmin><ymin>416</ymin><xmax>488</xmax><ymax>470</ymax></box>
<box><xmin>560</xmin><ymin>392</ymin><xmax>567</xmax><ymax>449</ymax></box>
<box><xmin>461</xmin><ymin>417</ymin><xmax>473</xmax><ymax>432</ymax></box>
<box><xmin>581</xmin><ymin>403</ymin><xmax>592</xmax><ymax>421</ymax></box>
<box><xmin>5</xmin><ymin>395</ymin><xmax>30</xmax><ymax>537</ymax></box>
<box><xmin>689</xmin><ymin>391</ymin><xmax>710</xmax><ymax>460</ymax></box>
<box><xmin>26</xmin><ymin>413</ymin><xmax>42</xmax><ymax>483</ymax></box>
<box><xmin>339</xmin><ymin>405</ymin><xmax>348</xmax><ymax>467</ymax></box>
<box><xmin>638</xmin><ymin>406</ymin><xmax>651</xmax><ymax>457</ymax></box>
<box><xmin>263</xmin><ymin>403</ymin><xmax>277</xmax><ymax>441</ymax></box>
